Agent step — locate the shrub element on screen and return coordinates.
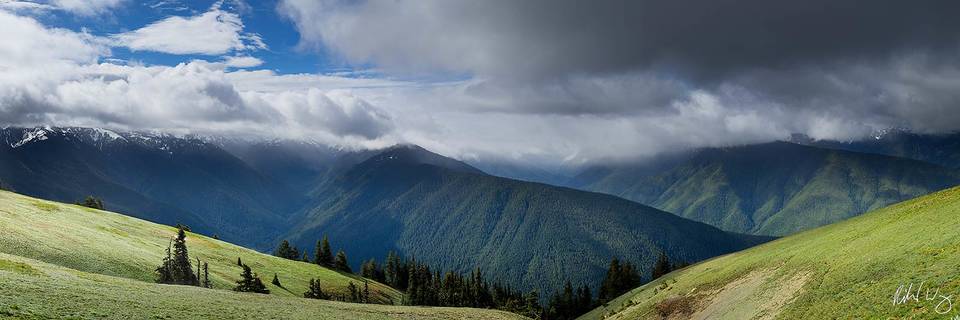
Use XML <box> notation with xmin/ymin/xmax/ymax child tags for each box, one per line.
<box><xmin>78</xmin><ymin>196</ymin><xmax>104</xmax><ymax>210</ymax></box>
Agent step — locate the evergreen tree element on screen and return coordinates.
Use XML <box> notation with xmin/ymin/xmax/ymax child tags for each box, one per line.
<box><xmin>385</xmin><ymin>251</ymin><xmax>399</xmax><ymax>288</ymax></box>
<box><xmin>576</xmin><ymin>284</ymin><xmax>593</xmax><ymax>315</ymax></box>
<box><xmin>523</xmin><ymin>290</ymin><xmax>543</xmax><ymax>319</ymax></box>
<box><xmin>301</xmin><ymin>252</ymin><xmax>310</xmax><ymax>262</ymax></box>
<box><xmin>651</xmin><ymin>252</ymin><xmax>671</xmax><ymax>280</ymax></box>
<box><xmin>237</xmin><ymin>257</ymin><xmax>243</xmax><ymax>266</ymax></box>
<box><xmin>363</xmin><ymin>280</ymin><xmax>371</xmax><ymax>303</ymax></box>
<box><xmin>202</xmin><ymin>262</ymin><xmax>211</xmax><ymax>288</ymax></box>
<box><xmin>335</xmin><ymin>250</ymin><xmax>351</xmax><ymax>273</ymax></box>
<box><xmin>598</xmin><ymin>257</ymin><xmax>621</xmax><ymax>302</ymax></box>
<box><xmin>155</xmin><ymin>227</ymin><xmax>198</xmax><ymax>286</ymax></box>
<box><xmin>274</xmin><ymin>240</ymin><xmax>299</xmax><ymax>260</ymax></box>
<box><xmin>347</xmin><ymin>281</ymin><xmax>360</xmax><ymax>303</ymax></box>
<box><xmin>361</xmin><ymin>259</ymin><xmax>386</xmax><ymax>282</ymax></box>
<box><xmin>233</xmin><ymin>263</ymin><xmax>269</xmax><ymax>294</ymax></box>
<box><xmin>303</xmin><ymin>278</ymin><xmax>330</xmax><ymax>299</ymax></box>
<box><xmin>79</xmin><ymin>196</ymin><xmax>104</xmax><ymax>210</ymax></box>
<box><xmin>272</xmin><ymin>273</ymin><xmax>282</xmax><ymax>287</ymax></box>
<box><xmin>598</xmin><ymin>257</ymin><xmax>640</xmax><ymax>304</ymax></box>
<box><xmin>155</xmin><ymin>240</ymin><xmax>173</xmax><ymax>284</ymax></box>
<box><xmin>318</xmin><ymin>235</ymin><xmax>334</xmax><ymax>267</ymax></box>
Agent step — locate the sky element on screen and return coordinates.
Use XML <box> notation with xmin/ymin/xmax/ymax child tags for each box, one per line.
<box><xmin>2</xmin><ymin>0</ymin><xmax>960</xmax><ymax>166</ymax></box>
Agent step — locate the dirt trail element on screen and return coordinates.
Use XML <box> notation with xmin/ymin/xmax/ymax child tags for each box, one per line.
<box><xmin>659</xmin><ymin>269</ymin><xmax>811</xmax><ymax>320</ymax></box>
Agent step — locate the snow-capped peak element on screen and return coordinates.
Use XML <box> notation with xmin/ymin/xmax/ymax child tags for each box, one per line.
<box><xmin>90</xmin><ymin>128</ymin><xmax>126</xmax><ymax>142</ymax></box>
<box><xmin>10</xmin><ymin>127</ymin><xmax>50</xmax><ymax>148</ymax></box>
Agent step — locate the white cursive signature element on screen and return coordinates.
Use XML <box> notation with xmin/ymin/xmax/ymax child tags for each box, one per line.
<box><xmin>893</xmin><ymin>282</ymin><xmax>954</xmax><ymax>315</ymax></box>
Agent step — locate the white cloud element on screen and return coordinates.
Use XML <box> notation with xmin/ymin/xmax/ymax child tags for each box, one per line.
<box><xmin>0</xmin><ymin>10</ymin><xmax>396</xmax><ymax>145</ymax></box>
<box><xmin>0</xmin><ymin>1</ymin><xmax>55</xmax><ymax>14</ymax></box>
<box><xmin>0</xmin><ymin>0</ymin><xmax>125</xmax><ymax>16</ymax></box>
<box><xmin>0</xmin><ymin>10</ymin><xmax>107</xmax><ymax>66</ymax></box>
<box><xmin>222</xmin><ymin>55</ymin><xmax>263</xmax><ymax>68</ymax></box>
<box><xmin>51</xmin><ymin>0</ymin><xmax>124</xmax><ymax>16</ymax></box>
<box><xmin>112</xmin><ymin>2</ymin><xmax>265</xmax><ymax>55</ymax></box>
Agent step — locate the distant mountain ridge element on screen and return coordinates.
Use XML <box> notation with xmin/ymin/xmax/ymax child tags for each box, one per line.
<box><xmin>570</xmin><ymin>141</ymin><xmax>960</xmax><ymax>236</ymax></box>
<box><xmin>791</xmin><ymin>130</ymin><xmax>960</xmax><ymax>169</ymax></box>
<box><xmin>0</xmin><ymin>127</ymin><xmax>326</xmax><ymax>248</ymax></box>
<box><xmin>284</xmin><ymin>144</ymin><xmax>769</xmax><ymax>297</ymax></box>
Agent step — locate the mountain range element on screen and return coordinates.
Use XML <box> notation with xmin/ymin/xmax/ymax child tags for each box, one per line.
<box><xmin>0</xmin><ymin>127</ymin><xmax>314</xmax><ymax>248</ymax></box>
<box><xmin>0</xmin><ymin>127</ymin><xmax>764</xmax><ymax>296</ymax></box>
<box><xmin>3</xmin><ymin>126</ymin><xmax>959</xmax><ymax>297</ymax></box>
<box><xmin>283</xmin><ymin>145</ymin><xmax>768</xmax><ymax>296</ymax></box>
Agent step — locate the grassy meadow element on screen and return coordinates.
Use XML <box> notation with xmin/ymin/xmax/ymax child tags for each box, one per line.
<box><xmin>0</xmin><ymin>252</ymin><xmax>524</xmax><ymax>319</ymax></box>
<box><xmin>581</xmin><ymin>185</ymin><xmax>960</xmax><ymax>319</ymax></box>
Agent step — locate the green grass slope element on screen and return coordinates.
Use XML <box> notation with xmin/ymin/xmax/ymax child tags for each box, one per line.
<box><xmin>0</xmin><ymin>190</ymin><xmax>400</xmax><ymax>304</ymax></box>
<box><xmin>0</xmin><ymin>252</ymin><xmax>525</xmax><ymax>320</ymax></box>
<box><xmin>580</xmin><ymin>185</ymin><xmax>960</xmax><ymax>320</ymax></box>
<box><xmin>575</xmin><ymin>141</ymin><xmax>960</xmax><ymax>236</ymax></box>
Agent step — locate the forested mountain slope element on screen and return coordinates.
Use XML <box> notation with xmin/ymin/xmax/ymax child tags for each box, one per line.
<box><xmin>285</xmin><ymin>145</ymin><xmax>769</xmax><ymax>297</ymax></box>
<box><xmin>572</xmin><ymin>141</ymin><xmax>960</xmax><ymax>236</ymax></box>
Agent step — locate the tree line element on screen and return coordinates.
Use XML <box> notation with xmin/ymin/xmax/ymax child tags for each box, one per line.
<box><xmin>158</xmin><ymin>228</ymin><xmax>686</xmax><ymax>319</ymax></box>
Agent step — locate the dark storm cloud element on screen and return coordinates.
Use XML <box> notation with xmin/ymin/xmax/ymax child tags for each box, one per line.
<box><xmin>280</xmin><ymin>0</ymin><xmax>960</xmax><ymax>80</ymax></box>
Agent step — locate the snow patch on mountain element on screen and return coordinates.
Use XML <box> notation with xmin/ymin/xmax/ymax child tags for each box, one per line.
<box><xmin>10</xmin><ymin>128</ymin><xmax>50</xmax><ymax>148</ymax></box>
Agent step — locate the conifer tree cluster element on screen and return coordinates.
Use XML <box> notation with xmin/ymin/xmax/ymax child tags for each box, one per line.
<box><xmin>303</xmin><ymin>278</ymin><xmax>330</xmax><ymax>300</ymax></box>
<box><xmin>233</xmin><ymin>262</ymin><xmax>270</xmax><ymax>294</ymax></box>
<box><xmin>274</xmin><ymin>240</ymin><xmax>301</xmax><ymax>260</ymax></box>
<box><xmin>650</xmin><ymin>252</ymin><xmax>671</xmax><ymax>280</ymax></box>
<box><xmin>280</xmin><ymin>235</ymin><xmax>680</xmax><ymax>319</ymax></box>
<box><xmin>156</xmin><ymin>227</ymin><xmax>209</xmax><ymax>287</ymax></box>
<box><xmin>360</xmin><ymin>258</ymin><xmax>386</xmax><ymax>282</ymax></box>
<box><xmin>362</xmin><ymin>251</ymin><xmax>542</xmax><ymax>319</ymax></box>
<box><xmin>598</xmin><ymin>257</ymin><xmax>641</xmax><ymax>303</ymax></box>
<box><xmin>314</xmin><ymin>236</ymin><xmax>334</xmax><ymax>267</ymax></box>
<box><xmin>275</xmin><ymin>236</ymin><xmax>353</xmax><ymax>272</ymax></box>
<box><xmin>344</xmin><ymin>281</ymin><xmax>370</xmax><ymax>303</ymax></box>
<box><xmin>545</xmin><ymin>281</ymin><xmax>594</xmax><ymax>320</ymax></box>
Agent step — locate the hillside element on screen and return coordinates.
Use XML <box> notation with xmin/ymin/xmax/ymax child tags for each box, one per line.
<box><xmin>0</xmin><ymin>127</ymin><xmax>311</xmax><ymax>249</ymax></box>
<box><xmin>572</xmin><ymin>141</ymin><xmax>960</xmax><ymax>236</ymax></box>
<box><xmin>284</xmin><ymin>145</ymin><xmax>769</xmax><ymax>297</ymax></box>
<box><xmin>0</xmin><ymin>252</ymin><xmax>524</xmax><ymax>320</ymax></box>
<box><xmin>0</xmin><ymin>190</ymin><xmax>400</xmax><ymax>304</ymax></box>
<box><xmin>580</xmin><ymin>185</ymin><xmax>960</xmax><ymax>320</ymax></box>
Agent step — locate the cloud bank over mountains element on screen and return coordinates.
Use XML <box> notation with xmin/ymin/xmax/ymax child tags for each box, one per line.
<box><xmin>3</xmin><ymin>0</ymin><xmax>960</xmax><ymax>164</ymax></box>
<box><xmin>0</xmin><ymin>7</ymin><xmax>395</xmax><ymax>148</ymax></box>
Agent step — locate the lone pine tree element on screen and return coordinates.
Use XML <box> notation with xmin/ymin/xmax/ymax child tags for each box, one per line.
<box><xmin>272</xmin><ymin>273</ymin><xmax>282</xmax><ymax>287</ymax></box>
<box><xmin>155</xmin><ymin>226</ymin><xmax>199</xmax><ymax>286</ymax></box>
<box><xmin>335</xmin><ymin>250</ymin><xmax>351</xmax><ymax>273</ymax></box>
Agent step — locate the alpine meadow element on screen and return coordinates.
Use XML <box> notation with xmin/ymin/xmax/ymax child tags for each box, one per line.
<box><xmin>3</xmin><ymin>1</ymin><xmax>960</xmax><ymax>319</ymax></box>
